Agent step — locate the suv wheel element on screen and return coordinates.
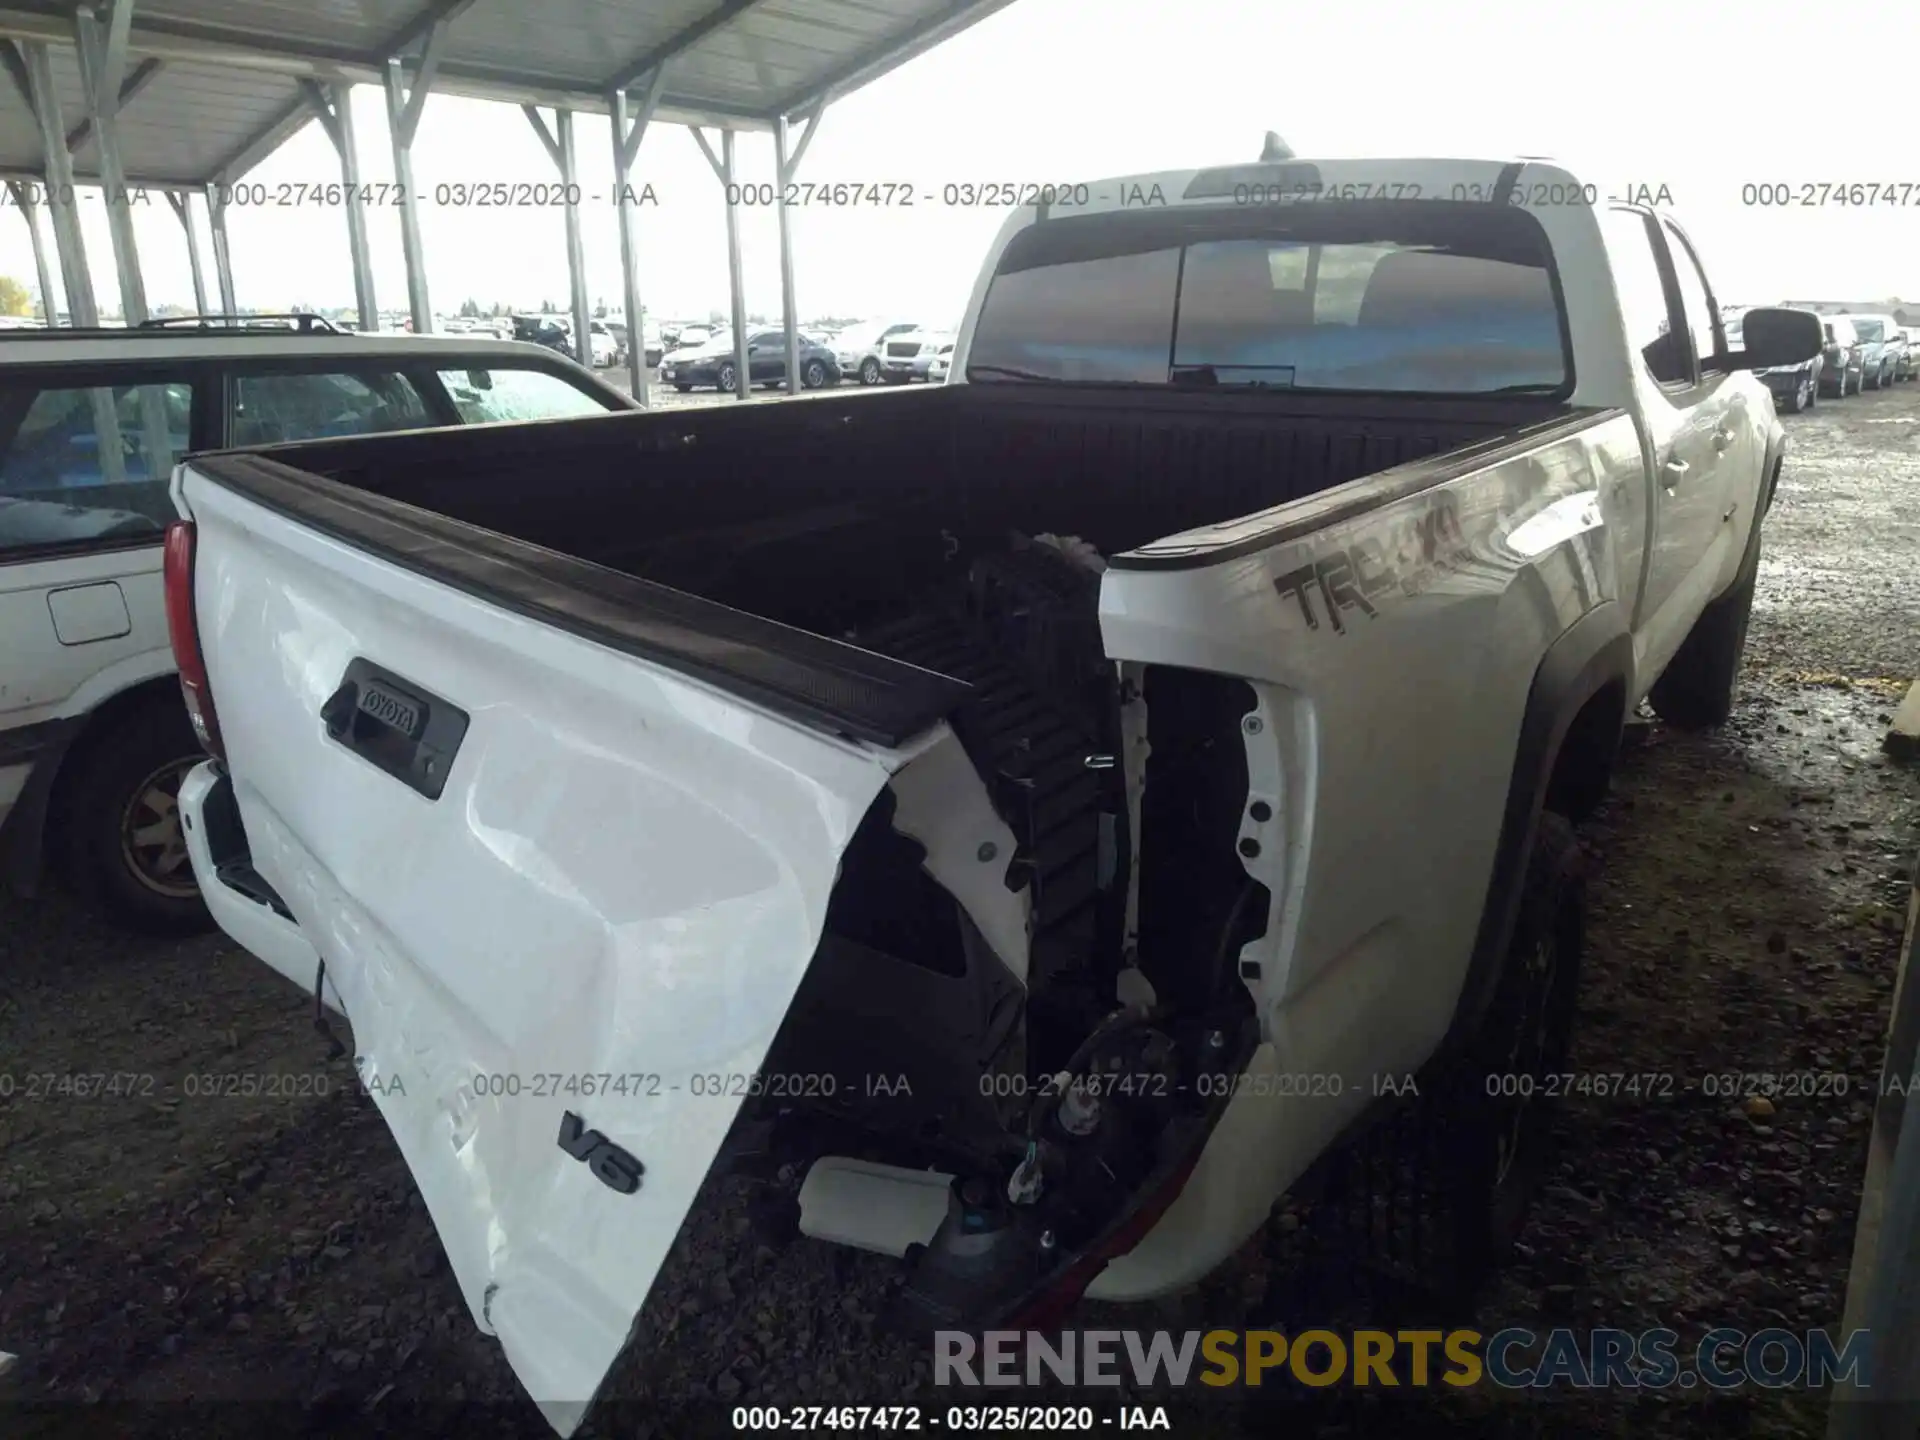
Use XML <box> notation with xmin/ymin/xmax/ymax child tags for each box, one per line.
<box><xmin>859</xmin><ymin>357</ymin><xmax>882</xmax><ymax>386</ymax></box>
<box><xmin>1787</xmin><ymin>375</ymin><xmax>1810</xmax><ymax>413</ymax></box>
<box><xmin>56</xmin><ymin>701</ymin><xmax>213</xmax><ymax>936</ymax></box>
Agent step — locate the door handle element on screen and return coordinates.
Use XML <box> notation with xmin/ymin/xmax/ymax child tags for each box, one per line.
<box><xmin>1712</xmin><ymin>428</ymin><xmax>1733</xmax><ymax>453</ymax></box>
<box><xmin>1661</xmin><ymin>457</ymin><xmax>1689</xmax><ymax>488</ymax></box>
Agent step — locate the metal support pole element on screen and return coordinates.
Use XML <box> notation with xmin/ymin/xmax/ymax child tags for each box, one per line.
<box><xmin>76</xmin><ymin>0</ymin><xmax>168</xmax><ymax>481</ymax></box>
<box><xmin>772</xmin><ymin>118</ymin><xmax>801</xmax><ymax>395</ymax></box>
<box><xmin>524</xmin><ymin>104</ymin><xmax>594</xmax><ymax>374</ymax></box>
<box><xmin>18</xmin><ymin>41</ymin><xmax>98</xmax><ymax>326</ymax></box>
<box><xmin>771</xmin><ymin>101</ymin><xmax>824</xmax><ymax>395</ymax></box>
<box><xmin>307</xmin><ymin>80</ymin><xmax>377</xmax><ymax>331</ymax></box>
<box><xmin>9</xmin><ymin>181</ymin><xmax>58</xmax><ymax>324</ymax></box>
<box><xmin>204</xmin><ymin>182</ymin><xmax>237</xmax><ymax>313</ymax></box>
<box><xmin>75</xmin><ymin>2</ymin><xmax>149</xmax><ymax>324</ymax></box>
<box><xmin>610</xmin><ymin>70</ymin><xmax>664</xmax><ymax>405</ymax></box>
<box><xmin>384</xmin><ymin>22</ymin><xmax>446</xmax><ymax>334</ymax></box>
<box><xmin>692</xmin><ymin>126</ymin><xmax>750</xmax><ymax>401</ymax></box>
<box><xmin>773</xmin><ymin>103</ymin><xmax>826</xmax><ymax>394</ymax></box>
<box><xmin>166</xmin><ymin>190</ymin><xmax>208</xmax><ymax>313</ymax></box>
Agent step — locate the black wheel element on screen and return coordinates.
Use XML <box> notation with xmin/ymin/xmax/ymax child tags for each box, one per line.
<box><xmin>1304</xmin><ymin>813</ymin><xmax>1587</xmax><ymax>1305</ymax></box>
<box><xmin>1451</xmin><ymin>812</ymin><xmax>1587</xmax><ymax>1279</ymax></box>
<box><xmin>1805</xmin><ymin>374</ymin><xmax>1817</xmax><ymax>408</ymax></box>
<box><xmin>716</xmin><ymin>362</ymin><xmax>737</xmax><ymax>392</ymax></box>
<box><xmin>56</xmin><ymin>701</ymin><xmax>212</xmax><ymax>936</ymax></box>
<box><xmin>1881</xmin><ymin>362</ymin><xmax>1891</xmax><ymax>388</ymax></box>
<box><xmin>1648</xmin><ymin>499</ymin><xmax>1764</xmax><ymax>729</ymax></box>
<box><xmin>802</xmin><ymin>359</ymin><xmax>827</xmax><ymax>388</ymax></box>
<box><xmin>673</xmin><ymin>382</ymin><xmax>692</xmax><ymax>393</ymax></box>
<box><xmin>858</xmin><ymin>356</ymin><xmax>882</xmax><ymax>386</ymax></box>
<box><xmin>1785</xmin><ymin>375</ymin><xmax>1809</xmax><ymax>413</ymax></box>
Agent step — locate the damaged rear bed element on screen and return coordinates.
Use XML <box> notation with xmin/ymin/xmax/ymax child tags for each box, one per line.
<box><xmin>176</xmin><ymin>381</ymin><xmax>1580</xmax><ymax>1340</ymax></box>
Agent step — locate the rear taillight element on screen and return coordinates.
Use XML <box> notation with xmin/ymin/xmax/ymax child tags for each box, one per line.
<box><xmin>163</xmin><ymin>519</ymin><xmax>224</xmax><ymax>760</ymax></box>
<box><xmin>1003</xmin><ymin>1154</ymin><xmax>1203</xmax><ymax>1332</ymax></box>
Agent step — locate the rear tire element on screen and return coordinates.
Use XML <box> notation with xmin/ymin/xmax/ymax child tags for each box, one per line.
<box><xmin>1445</xmin><ymin>811</ymin><xmax>1586</xmax><ymax>1286</ymax></box>
<box><xmin>56</xmin><ymin>701</ymin><xmax>213</xmax><ymax>937</ymax></box>
<box><xmin>1648</xmin><ymin>496</ymin><xmax>1765</xmax><ymax>730</ymax></box>
<box><xmin>1305</xmin><ymin>813</ymin><xmax>1587</xmax><ymax>1305</ymax></box>
<box><xmin>1784</xmin><ymin>375</ymin><xmax>1809</xmax><ymax>413</ymax></box>
<box><xmin>859</xmin><ymin>357</ymin><xmax>882</xmax><ymax>385</ymax></box>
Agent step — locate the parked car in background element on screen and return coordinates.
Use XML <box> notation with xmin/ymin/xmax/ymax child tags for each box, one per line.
<box><xmin>835</xmin><ymin>320</ymin><xmax>924</xmax><ymax>385</ymax></box>
<box><xmin>1729</xmin><ymin>309</ymin><xmax>1822</xmax><ymax>413</ymax></box>
<box><xmin>1901</xmin><ymin>329</ymin><xmax>1920</xmax><ymax>381</ymax></box>
<box><xmin>928</xmin><ymin>343</ymin><xmax>951</xmax><ymax>383</ymax></box>
<box><xmin>511</xmin><ymin>314</ymin><xmax>569</xmax><ymax>353</ymax></box>
<box><xmin>1844</xmin><ymin>313</ymin><xmax>1901</xmax><ymax>390</ymax></box>
<box><xmin>1819</xmin><ymin>316</ymin><xmax>1864</xmax><ymax>397</ymax></box>
<box><xmin>1874</xmin><ymin>323</ymin><xmax>1909</xmax><ymax>384</ymax></box>
<box><xmin>0</xmin><ymin>319</ymin><xmax>636</xmax><ymax>935</ymax></box>
<box><xmin>659</xmin><ymin>330</ymin><xmax>840</xmax><ymax>391</ymax></box>
<box><xmin>571</xmin><ymin>320</ymin><xmax>618</xmax><ymax>369</ymax></box>
<box><xmin>880</xmin><ymin>328</ymin><xmax>953</xmax><ymax>383</ymax></box>
<box><xmin>669</xmin><ymin>325</ymin><xmax>713</xmax><ymax>352</ymax></box>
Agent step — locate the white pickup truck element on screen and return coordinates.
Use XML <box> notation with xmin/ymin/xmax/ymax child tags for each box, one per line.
<box><xmin>166</xmin><ymin>155</ymin><xmax>1817</xmax><ymax>1430</ymax></box>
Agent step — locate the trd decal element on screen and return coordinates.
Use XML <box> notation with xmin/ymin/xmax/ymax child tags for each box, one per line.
<box><xmin>1274</xmin><ymin>490</ymin><xmax>1472</xmax><ymax>633</ymax></box>
<box><xmin>557</xmin><ymin>1111</ymin><xmax>645</xmax><ymax>1194</ymax></box>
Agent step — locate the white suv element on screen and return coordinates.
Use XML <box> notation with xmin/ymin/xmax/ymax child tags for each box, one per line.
<box><xmin>0</xmin><ymin>314</ymin><xmax>634</xmax><ymax>934</ymax></box>
<box><xmin>835</xmin><ymin>321</ymin><xmax>923</xmax><ymax>385</ymax></box>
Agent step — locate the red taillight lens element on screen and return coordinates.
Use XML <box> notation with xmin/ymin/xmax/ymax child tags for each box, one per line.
<box><xmin>163</xmin><ymin>519</ymin><xmax>224</xmax><ymax>760</ymax></box>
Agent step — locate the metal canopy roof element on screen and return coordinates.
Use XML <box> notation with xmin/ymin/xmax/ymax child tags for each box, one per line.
<box><xmin>0</xmin><ymin>0</ymin><xmax>1019</xmax><ymax>188</ymax></box>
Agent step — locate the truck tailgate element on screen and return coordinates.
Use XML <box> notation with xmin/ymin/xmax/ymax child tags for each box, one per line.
<box><xmin>174</xmin><ymin>455</ymin><xmax>961</xmax><ymax>1429</ymax></box>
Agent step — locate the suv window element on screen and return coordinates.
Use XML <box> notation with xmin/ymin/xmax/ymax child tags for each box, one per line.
<box><xmin>1600</xmin><ymin>208</ymin><xmax>1689</xmax><ymax>384</ymax></box>
<box><xmin>1661</xmin><ymin>221</ymin><xmax>1721</xmax><ymax>373</ymax></box>
<box><xmin>968</xmin><ymin>202</ymin><xmax>1567</xmax><ymax>394</ymax></box>
<box><xmin>0</xmin><ymin>380</ymin><xmax>191</xmax><ymax>555</ymax></box>
<box><xmin>230</xmin><ymin>370</ymin><xmax>432</xmax><ymax>446</ymax></box>
<box><xmin>437</xmin><ymin>367</ymin><xmax>616</xmax><ymax>424</ymax></box>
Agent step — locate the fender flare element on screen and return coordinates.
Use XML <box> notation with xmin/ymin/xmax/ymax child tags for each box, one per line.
<box><xmin>1437</xmin><ymin>601</ymin><xmax>1635</xmax><ymax>1058</ymax></box>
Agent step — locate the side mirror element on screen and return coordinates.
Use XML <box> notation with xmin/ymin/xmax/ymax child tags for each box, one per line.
<box><xmin>1728</xmin><ymin>307</ymin><xmax>1824</xmax><ymax>371</ymax></box>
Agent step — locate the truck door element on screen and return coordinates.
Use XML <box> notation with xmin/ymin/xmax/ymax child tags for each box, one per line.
<box><xmin>1597</xmin><ymin>206</ymin><xmax>1732</xmax><ymax>676</ymax></box>
<box><xmin>1661</xmin><ymin>216</ymin><xmax>1763</xmax><ymax>557</ymax></box>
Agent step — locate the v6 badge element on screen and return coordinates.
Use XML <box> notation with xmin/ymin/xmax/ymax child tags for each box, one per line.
<box><xmin>557</xmin><ymin>1111</ymin><xmax>645</xmax><ymax>1194</ymax></box>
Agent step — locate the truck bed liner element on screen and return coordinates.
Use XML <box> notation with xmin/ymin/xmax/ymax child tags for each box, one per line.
<box><xmin>187</xmin><ymin>384</ymin><xmax>1576</xmax><ymax>743</ymax></box>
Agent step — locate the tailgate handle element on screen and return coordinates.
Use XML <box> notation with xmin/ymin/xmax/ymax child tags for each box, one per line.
<box><xmin>321</xmin><ymin>658</ymin><xmax>470</xmax><ymax>801</ymax></box>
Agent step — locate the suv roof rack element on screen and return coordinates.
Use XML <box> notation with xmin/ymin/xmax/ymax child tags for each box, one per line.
<box><xmin>137</xmin><ymin>312</ymin><xmax>344</xmax><ymax>333</ymax></box>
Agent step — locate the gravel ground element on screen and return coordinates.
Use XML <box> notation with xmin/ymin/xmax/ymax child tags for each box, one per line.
<box><xmin>1</xmin><ymin>383</ymin><xmax>1916</xmax><ymax>1439</ymax></box>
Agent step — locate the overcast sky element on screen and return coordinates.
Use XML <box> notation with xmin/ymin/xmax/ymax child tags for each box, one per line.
<box><xmin>3</xmin><ymin>0</ymin><xmax>1914</xmax><ymax>328</ymax></box>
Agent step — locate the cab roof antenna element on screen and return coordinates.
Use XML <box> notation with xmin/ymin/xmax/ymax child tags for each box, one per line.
<box><xmin>1260</xmin><ymin>131</ymin><xmax>1294</xmax><ymax>162</ymax></box>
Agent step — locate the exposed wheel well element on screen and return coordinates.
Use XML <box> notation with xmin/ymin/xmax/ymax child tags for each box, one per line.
<box><xmin>1543</xmin><ymin>678</ymin><xmax>1626</xmax><ymax>825</ymax></box>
